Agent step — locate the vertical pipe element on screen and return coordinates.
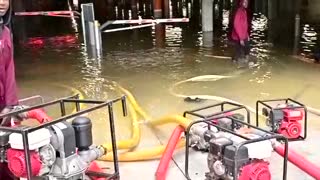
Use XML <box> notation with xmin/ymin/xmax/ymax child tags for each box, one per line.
<box><xmin>81</xmin><ymin>4</ymin><xmax>87</xmax><ymax>46</ymax></box>
<box><xmin>22</xmin><ymin>131</ymin><xmax>32</xmax><ymax>180</ymax></box>
<box><xmin>60</xmin><ymin>100</ymin><xmax>66</xmax><ymax>116</ymax></box>
<box><xmin>154</xmin><ymin>0</ymin><xmax>163</xmax><ymax>18</ymax></box>
<box><xmin>94</xmin><ymin>20</ymin><xmax>102</xmax><ymax>55</ymax></box>
<box><xmin>108</xmin><ymin>104</ymin><xmax>120</xmax><ymax>177</ymax></box>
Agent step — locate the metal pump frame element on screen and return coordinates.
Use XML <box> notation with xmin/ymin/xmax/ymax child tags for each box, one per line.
<box><xmin>183</xmin><ymin>101</ymin><xmax>251</xmax><ymax>125</ymax></box>
<box><xmin>0</xmin><ymin>94</ymin><xmax>127</xmax><ymax>180</ymax></box>
<box><xmin>183</xmin><ymin>102</ymin><xmax>289</xmax><ymax>180</ymax></box>
<box><xmin>256</xmin><ymin>98</ymin><xmax>307</xmax><ymax>141</ymax></box>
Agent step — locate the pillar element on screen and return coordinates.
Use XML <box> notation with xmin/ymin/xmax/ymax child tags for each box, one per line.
<box><xmin>155</xmin><ymin>24</ymin><xmax>166</xmax><ymax>48</ymax></box>
<box><xmin>154</xmin><ymin>0</ymin><xmax>163</xmax><ymax>18</ymax></box>
<box><xmin>293</xmin><ymin>14</ymin><xmax>300</xmax><ymax>55</ymax></box>
<box><xmin>202</xmin><ymin>0</ymin><xmax>214</xmax><ymax>32</ymax></box>
<box><xmin>163</xmin><ymin>0</ymin><xmax>170</xmax><ymax>18</ymax></box>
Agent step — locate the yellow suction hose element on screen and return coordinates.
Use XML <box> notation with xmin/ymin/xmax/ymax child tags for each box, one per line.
<box><xmin>99</xmin><ymin>83</ymin><xmax>190</xmax><ymax>162</ymax></box>
<box><xmin>102</xmin><ymin>99</ymin><xmax>141</xmax><ymax>152</ymax></box>
<box><xmin>51</xmin><ymin>83</ymin><xmax>86</xmax><ymax>112</ymax></box>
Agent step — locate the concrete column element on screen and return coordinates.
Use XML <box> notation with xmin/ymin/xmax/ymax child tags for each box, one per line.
<box><xmin>155</xmin><ymin>24</ymin><xmax>166</xmax><ymax>48</ymax></box>
<box><xmin>154</xmin><ymin>0</ymin><xmax>163</xmax><ymax>18</ymax></box>
<box><xmin>201</xmin><ymin>0</ymin><xmax>214</xmax><ymax>32</ymax></box>
<box><xmin>202</xmin><ymin>32</ymin><xmax>213</xmax><ymax>47</ymax></box>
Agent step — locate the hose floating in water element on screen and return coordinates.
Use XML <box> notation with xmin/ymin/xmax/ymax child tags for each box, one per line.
<box><xmin>99</xmin><ymin>82</ymin><xmax>189</xmax><ymax>162</ymax></box>
<box><xmin>155</xmin><ymin>125</ymin><xmax>185</xmax><ymax>180</ymax></box>
<box><xmin>102</xmin><ymin>100</ymin><xmax>141</xmax><ymax>153</ymax></box>
<box><xmin>148</xmin><ymin>115</ymin><xmax>191</xmax><ymax>129</ymax></box>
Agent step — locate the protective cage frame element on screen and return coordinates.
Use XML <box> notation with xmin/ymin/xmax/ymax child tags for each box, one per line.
<box><xmin>183</xmin><ymin>101</ymin><xmax>251</xmax><ymax>125</ymax></box>
<box><xmin>256</xmin><ymin>98</ymin><xmax>307</xmax><ymax>141</ymax></box>
<box><xmin>0</xmin><ymin>94</ymin><xmax>128</xmax><ymax>180</ymax></box>
<box><xmin>183</xmin><ymin>102</ymin><xmax>289</xmax><ymax>180</ymax></box>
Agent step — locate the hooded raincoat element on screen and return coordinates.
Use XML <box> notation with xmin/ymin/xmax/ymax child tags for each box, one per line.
<box><xmin>0</xmin><ymin>0</ymin><xmax>18</xmax><ymax>110</ymax></box>
<box><xmin>231</xmin><ymin>0</ymin><xmax>249</xmax><ymax>41</ymax></box>
<box><xmin>0</xmin><ymin>1</ymin><xmax>17</xmax><ymax>179</ymax></box>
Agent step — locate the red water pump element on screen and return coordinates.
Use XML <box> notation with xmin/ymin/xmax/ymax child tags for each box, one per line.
<box><xmin>205</xmin><ymin>133</ymin><xmax>273</xmax><ymax>180</ymax></box>
<box><xmin>257</xmin><ymin>98</ymin><xmax>307</xmax><ymax>140</ymax></box>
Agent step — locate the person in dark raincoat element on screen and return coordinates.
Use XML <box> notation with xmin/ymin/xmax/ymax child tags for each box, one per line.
<box><xmin>0</xmin><ymin>0</ymin><xmax>19</xmax><ymax>179</ymax></box>
<box><xmin>231</xmin><ymin>0</ymin><xmax>250</xmax><ymax>63</ymax></box>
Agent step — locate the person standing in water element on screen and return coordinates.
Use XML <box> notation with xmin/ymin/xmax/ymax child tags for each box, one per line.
<box><xmin>0</xmin><ymin>0</ymin><xmax>18</xmax><ymax>178</ymax></box>
<box><xmin>231</xmin><ymin>0</ymin><xmax>251</xmax><ymax>63</ymax></box>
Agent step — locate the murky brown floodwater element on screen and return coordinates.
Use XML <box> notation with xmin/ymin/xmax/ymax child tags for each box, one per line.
<box><xmin>10</xmin><ymin>0</ymin><xmax>320</xmax><ymax>148</ymax></box>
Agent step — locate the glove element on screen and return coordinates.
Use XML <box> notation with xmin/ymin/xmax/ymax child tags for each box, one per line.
<box><xmin>0</xmin><ymin>105</ymin><xmax>29</xmax><ymax>126</ymax></box>
<box><xmin>0</xmin><ymin>106</ymin><xmax>14</xmax><ymax>126</ymax></box>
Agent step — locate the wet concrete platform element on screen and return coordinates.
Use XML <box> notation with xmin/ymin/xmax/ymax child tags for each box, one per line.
<box><xmin>98</xmin><ymin>112</ymin><xmax>320</xmax><ymax>180</ymax></box>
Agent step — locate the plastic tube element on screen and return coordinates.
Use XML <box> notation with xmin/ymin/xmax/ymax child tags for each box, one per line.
<box><xmin>102</xmin><ymin>100</ymin><xmax>141</xmax><ymax>152</ymax></box>
<box><xmin>155</xmin><ymin>125</ymin><xmax>185</xmax><ymax>180</ymax></box>
<box><xmin>99</xmin><ymin>138</ymin><xmax>185</xmax><ymax>162</ymax></box>
<box><xmin>51</xmin><ymin>83</ymin><xmax>86</xmax><ymax>113</ymax></box>
<box><xmin>274</xmin><ymin>144</ymin><xmax>320</xmax><ymax>180</ymax></box>
<box><xmin>147</xmin><ymin>115</ymin><xmax>191</xmax><ymax>129</ymax></box>
<box><xmin>116</xmin><ymin>84</ymin><xmax>151</xmax><ymax>121</ymax></box>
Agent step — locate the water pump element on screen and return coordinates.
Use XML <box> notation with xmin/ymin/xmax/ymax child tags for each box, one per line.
<box><xmin>257</xmin><ymin>98</ymin><xmax>307</xmax><ymax>140</ymax></box>
<box><xmin>1</xmin><ymin>116</ymin><xmax>105</xmax><ymax>180</ymax></box>
<box><xmin>205</xmin><ymin>132</ymin><xmax>273</xmax><ymax>180</ymax></box>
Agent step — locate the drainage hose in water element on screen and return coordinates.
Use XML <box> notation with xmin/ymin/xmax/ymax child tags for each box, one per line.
<box><xmin>155</xmin><ymin>125</ymin><xmax>185</xmax><ymax>180</ymax></box>
<box><xmin>99</xmin><ymin>82</ymin><xmax>189</xmax><ymax>161</ymax></box>
<box><xmin>274</xmin><ymin>143</ymin><xmax>320</xmax><ymax>180</ymax></box>
<box><xmin>102</xmin><ymin>99</ymin><xmax>141</xmax><ymax>153</ymax></box>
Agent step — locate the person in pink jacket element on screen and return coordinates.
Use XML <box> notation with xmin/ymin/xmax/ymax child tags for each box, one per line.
<box><xmin>0</xmin><ymin>0</ymin><xmax>18</xmax><ymax>178</ymax></box>
<box><xmin>231</xmin><ymin>0</ymin><xmax>250</xmax><ymax>63</ymax></box>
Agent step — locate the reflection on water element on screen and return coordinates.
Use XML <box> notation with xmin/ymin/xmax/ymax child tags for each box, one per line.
<box><xmin>300</xmin><ymin>24</ymin><xmax>318</xmax><ymax>58</ymax></box>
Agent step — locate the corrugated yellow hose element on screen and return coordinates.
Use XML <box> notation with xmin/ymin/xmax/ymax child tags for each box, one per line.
<box><xmin>52</xmin><ymin>83</ymin><xmax>86</xmax><ymax>112</ymax></box>
<box><xmin>102</xmin><ymin>99</ymin><xmax>141</xmax><ymax>153</ymax></box>
<box><xmin>99</xmin><ymin>82</ymin><xmax>189</xmax><ymax>162</ymax></box>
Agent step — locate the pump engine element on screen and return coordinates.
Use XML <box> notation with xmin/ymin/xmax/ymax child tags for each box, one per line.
<box><xmin>262</xmin><ymin>103</ymin><xmax>304</xmax><ymax>139</ymax></box>
<box><xmin>189</xmin><ymin>112</ymin><xmax>245</xmax><ymax>151</ymax></box>
<box><xmin>0</xmin><ymin>116</ymin><xmax>105</xmax><ymax>180</ymax></box>
<box><xmin>205</xmin><ymin>131</ymin><xmax>273</xmax><ymax>180</ymax></box>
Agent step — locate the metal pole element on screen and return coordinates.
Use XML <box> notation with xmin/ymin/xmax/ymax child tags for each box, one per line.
<box><xmin>94</xmin><ymin>20</ymin><xmax>102</xmax><ymax>55</ymax></box>
<box><xmin>81</xmin><ymin>4</ymin><xmax>87</xmax><ymax>46</ymax></box>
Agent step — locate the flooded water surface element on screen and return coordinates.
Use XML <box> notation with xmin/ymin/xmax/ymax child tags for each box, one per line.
<box><xmin>10</xmin><ymin>1</ymin><xmax>320</xmax><ymax>175</ymax></box>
